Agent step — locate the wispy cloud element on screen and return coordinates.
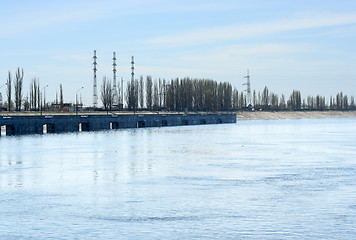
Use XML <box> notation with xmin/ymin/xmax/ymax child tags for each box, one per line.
<box><xmin>0</xmin><ymin>0</ymin><xmax>241</xmax><ymax>38</ymax></box>
<box><xmin>147</xmin><ymin>13</ymin><xmax>356</xmax><ymax>46</ymax></box>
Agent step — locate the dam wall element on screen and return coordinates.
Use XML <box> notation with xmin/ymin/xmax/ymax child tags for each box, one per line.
<box><xmin>0</xmin><ymin>113</ymin><xmax>236</xmax><ymax>136</ymax></box>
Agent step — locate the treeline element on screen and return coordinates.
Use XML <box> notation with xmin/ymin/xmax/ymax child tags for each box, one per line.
<box><xmin>251</xmin><ymin>87</ymin><xmax>355</xmax><ymax>111</ymax></box>
<box><xmin>121</xmin><ymin>77</ymin><xmax>233</xmax><ymax>112</ymax></box>
<box><xmin>1</xmin><ymin>68</ymin><xmax>355</xmax><ymax>112</ymax></box>
<box><xmin>102</xmin><ymin>76</ymin><xmax>356</xmax><ymax>112</ymax></box>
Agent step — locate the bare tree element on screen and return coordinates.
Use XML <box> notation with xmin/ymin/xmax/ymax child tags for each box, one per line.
<box><xmin>23</xmin><ymin>95</ymin><xmax>30</xmax><ymax>111</ymax></box>
<box><xmin>30</xmin><ymin>78</ymin><xmax>40</xmax><ymax>110</ymax></box>
<box><xmin>238</xmin><ymin>91</ymin><xmax>244</xmax><ymax>110</ymax></box>
<box><xmin>37</xmin><ymin>82</ymin><xmax>40</xmax><ymax>111</ymax></box>
<box><xmin>343</xmin><ymin>95</ymin><xmax>349</xmax><ymax>110</ymax></box>
<box><xmin>146</xmin><ymin>76</ymin><xmax>153</xmax><ymax>110</ymax></box>
<box><xmin>139</xmin><ymin>76</ymin><xmax>144</xmax><ymax>109</ymax></box>
<box><xmin>14</xmin><ymin>68</ymin><xmax>24</xmax><ymax>111</ymax></box>
<box><xmin>270</xmin><ymin>93</ymin><xmax>279</xmax><ymax>110</ymax></box>
<box><xmin>101</xmin><ymin>77</ymin><xmax>113</xmax><ymax>113</ymax></box>
<box><xmin>60</xmin><ymin>84</ymin><xmax>64</xmax><ymax>108</ymax></box>
<box><xmin>288</xmin><ymin>90</ymin><xmax>301</xmax><ymax>110</ymax></box>
<box><xmin>30</xmin><ymin>79</ymin><xmax>33</xmax><ymax>110</ymax></box>
<box><xmin>223</xmin><ymin>82</ymin><xmax>232</xmax><ymax>111</ymax></box>
<box><xmin>117</xmin><ymin>78</ymin><xmax>122</xmax><ymax>107</ymax></box>
<box><xmin>350</xmin><ymin>96</ymin><xmax>355</xmax><ymax>110</ymax></box>
<box><xmin>336</xmin><ymin>92</ymin><xmax>343</xmax><ymax>110</ymax></box>
<box><xmin>232</xmin><ymin>88</ymin><xmax>238</xmax><ymax>110</ymax></box>
<box><xmin>279</xmin><ymin>94</ymin><xmax>286</xmax><ymax>110</ymax></box>
<box><xmin>261</xmin><ymin>86</ymin><xmax>269</xmax><ymax>109</ymax></box>
<box><xmin>329</xmin><ymin>96</ymin><xmax>334</xmax><ymax>110</ymax></box>
<box><xmin>126</xmin><ymin>81</ymin><xmax>131</xmax><ymax>110</ymax></box>
<box><xmin>158</xmin><ymin>78</ymin><xmax>163</xmax><ymax>108</ymax></box>
<box><xmin>6</xmin><ymin>71</ymin><xmax>12</xmax><ymax>112</ymax></box>
<box><xmin>162</xmin><ymin>79</ymin><xmax>166</xmax><ymax>109</ymax></box>
<box><xmin>153</xmin><ymin>80</ymin><xmax>159</xmax><ymax>110</ymax></box>
<box><xmin>134</xmin><ymin>79</ymin><xmax>139</xmax><ymax>111</ymax></box>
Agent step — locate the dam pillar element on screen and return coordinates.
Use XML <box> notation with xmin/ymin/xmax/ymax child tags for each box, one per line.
<box><xmin>110</xmin><ymin>122</ymin><xmax>119</xmax><ymax>129</ymax></box>
<box><xmin>79</xmin><ymin>123</ymin><xmax>90</xmax><ymax>132</ymax></box>
<box><xmin>1</xmin><ymin>125</ymin><xmax>15</xmax><ymax>136</ymax></box>
<box><xmin>43</xmin><ymin>124</ymin><xmax>55</xmax><ymax>134</ymax></box>
<box><xmin>137</xmin><ymin>120</ymin><xmax>146</xmax><ymax>128</ymax></box>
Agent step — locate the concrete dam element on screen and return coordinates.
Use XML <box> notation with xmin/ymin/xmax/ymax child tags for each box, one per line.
<box><xmin>0</xmin><ymin>113</ymin><xmax>236</xmax><ymax>136</ymax></box>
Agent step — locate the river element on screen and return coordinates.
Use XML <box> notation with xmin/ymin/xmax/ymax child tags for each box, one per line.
<box><xmin>1</xmin><ymin>118</ymin><xmax>355</xmax><ymax>239</ymax></box>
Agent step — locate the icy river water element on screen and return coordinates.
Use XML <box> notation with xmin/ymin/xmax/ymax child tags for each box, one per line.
<box><xmin>1</xmin><ymin>117</ymin><xmax>356</xmax><ymax>239</ymax></box>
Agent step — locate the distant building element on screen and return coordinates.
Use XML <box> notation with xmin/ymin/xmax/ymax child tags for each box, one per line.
<box><xmin>49</xmin><ymin>102</ymin><xmax>75</xmax><ymax>112</ymax></box>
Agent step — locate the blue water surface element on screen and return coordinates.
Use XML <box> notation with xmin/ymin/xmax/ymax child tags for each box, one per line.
<box><xmin>1</xmin><ymin>118</ymin><xmax>356</xmax><ymax>239</ymax></box>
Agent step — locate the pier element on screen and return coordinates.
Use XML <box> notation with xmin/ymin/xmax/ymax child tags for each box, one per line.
<box><xmin>0</xmin><ymin>113</ymin><xmax>236</xmax><ymax>136</ymax></box>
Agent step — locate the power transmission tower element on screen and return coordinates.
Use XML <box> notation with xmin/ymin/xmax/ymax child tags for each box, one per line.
<box><xmin>113</xmin><ymin>52</ymin><xmax>118</xmax><ymax>105</ymax></box>
<box><xmin>93</xmin><ymin>50</ymin><xmax>98</xmax><ymax>107</ymax></box>
<box><xmin>131</xmin><ymin>56</ymin><xmax>135</xmax><ymax>113</ymax></box>
<box><xmin>131</xmin><ymin>56</ymin><xmax>135</xmax><ymax>82</ymax></box>
<box><xmin>243</xmin><ymin>70</ymin><xmax>252</xmax><ymax>108</ymax></box>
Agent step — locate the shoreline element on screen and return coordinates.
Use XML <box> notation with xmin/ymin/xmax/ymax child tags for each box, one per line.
<box><xmin>1</xmin><ymin>110</ymin><xmax>356</xmax><ymax>121</ymax></box>
<box><xmin>236</xmin><ymin>110</ymin><xmax>356</xmax><ymax>120</ymax></box>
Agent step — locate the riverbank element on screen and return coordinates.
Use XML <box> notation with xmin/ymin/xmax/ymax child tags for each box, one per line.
<box><xmin>236</xmin><ymin>110</ymin><xmax>356</xmax><ymax>120</ymax></box>
<box><xmin>2</xmin><ymin>110</ymin><xmax>356</xmax><ymax>121</ymax></box>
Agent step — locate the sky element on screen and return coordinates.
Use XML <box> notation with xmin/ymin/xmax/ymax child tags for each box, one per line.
<box><xmin>1</xmin><ymin>0</ymin><xmax>356</xmax><ymax>106</ymax></box>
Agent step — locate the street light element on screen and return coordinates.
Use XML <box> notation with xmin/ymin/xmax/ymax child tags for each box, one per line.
<box><xmin>41</xmin><ymin>85</ymin><xmax>49</xmax><ymax>115</ymax></box>
<box><xmin>76</xmin><ymin>87</ymin><xmax>84</xmax><ymax>115</ymax></box>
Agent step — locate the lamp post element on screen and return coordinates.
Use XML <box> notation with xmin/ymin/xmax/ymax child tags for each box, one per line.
<box><xmin>40</xmin><ymin>85</ymin><xmax>49</xmax><ymax>115</ymax></box>
<box><xmin>76</xmin><ymin>87</ymin><xmax>84</xmax><ymax>115</ymax></box>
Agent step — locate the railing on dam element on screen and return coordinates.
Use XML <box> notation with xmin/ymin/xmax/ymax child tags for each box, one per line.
<box><xmin>0</xmin><ymin>113</ymin><xmax>236</xmax><ymax>136</ymax></box>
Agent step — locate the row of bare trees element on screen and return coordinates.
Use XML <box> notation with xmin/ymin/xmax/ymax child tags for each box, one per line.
<box><xmin>100</xmin><ymin>76</ymin><xmax>356</xmax><ymax>112</ymax></box>
<box><xmin>252</xmin><ymin>87</ymin><xmax>356</xmax><ymax>111</ymax></box>
<box><xmin>1</xmin><ymin>68</ymin><xmax>63</xmax><ymax>112</ymax></box>
<box><xmin>4</xmin><ymin>73</ymin><xmax>45</xmax><ymax>112</ymax></box>
<box><xmin>100</xmin><ymin>76</ymin><xmax>234</xmax><ymax>112</ymax></box>
<box><xmin>1</xmin><ymin>69</ymin><xmax>355</xmax><ymax>112</ymax></box>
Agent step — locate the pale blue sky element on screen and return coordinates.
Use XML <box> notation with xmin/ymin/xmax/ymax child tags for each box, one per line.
<box><xmin>1</xmin><ymin>0</ymin><xmax>356</xmax><ymax>106</ymax></box>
